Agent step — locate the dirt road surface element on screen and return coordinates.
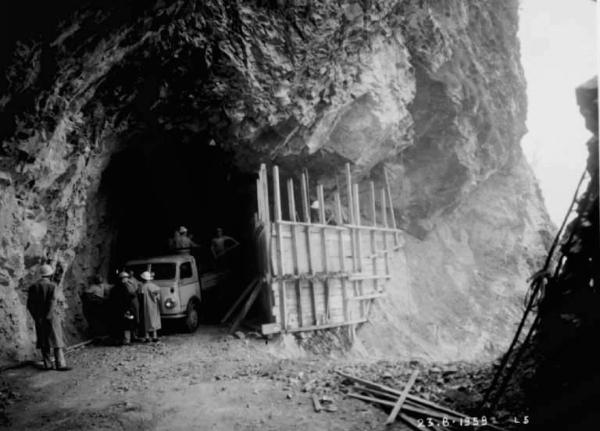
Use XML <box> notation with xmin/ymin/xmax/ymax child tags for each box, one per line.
<box><xmin>1</xmin><ymin>327</ymin><xmax>409</xmax><ymax>431</ymax></box>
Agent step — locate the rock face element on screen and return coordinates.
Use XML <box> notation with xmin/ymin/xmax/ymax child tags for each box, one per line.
<box><xmin>0</xmin><ymin>0</ymin><xmax>552</xmax><ymax>363</ymax></box>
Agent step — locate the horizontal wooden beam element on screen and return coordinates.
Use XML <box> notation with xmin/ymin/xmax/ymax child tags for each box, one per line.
<box><xmin>274</xmin><ymin>220</ymin><xmax>403</xmax><ymax>234</ymax></box>
<box><xmin>270</xmin><ymin>273</ymin><xmax>391</xmax><ymax>282</ymax></box>
<box><xmin>365</xmin><ymin>248</ymin><xmax>394</xmax><ymax>259</ymax></box>
<box><xmin>347</xmin><ymin>293</ymin><xmax>385</xmax><ymax>301</ymax></box>
<box><xmin>286</xmin><ymin>319</ymin><xmax>368</xmax><ymax>333</ymax></box>
<box><xmin>348</xmin><ymin>274</ymin><xmax>391</xmax><ymax>281</ymax></box>
<box><xmin>275</xmin><ymin>220</ymin><xmax>346</xmax><ymax>231</ymax></box>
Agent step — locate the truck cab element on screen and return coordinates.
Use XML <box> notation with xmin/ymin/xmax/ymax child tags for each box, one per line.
<box><xmin>125</xmin><ymin>254</ymin><xmax>208</xmax><ymax>332</ymax></box>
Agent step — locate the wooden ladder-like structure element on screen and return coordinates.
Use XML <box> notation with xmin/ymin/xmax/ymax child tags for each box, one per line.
<box><xmin>255</xmin><ymin>163</ymin><xmax>403</xmax><ymax>335</ymax></box>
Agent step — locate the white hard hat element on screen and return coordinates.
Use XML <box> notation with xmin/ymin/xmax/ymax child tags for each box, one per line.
<box><xmin>140</xmin><ymin>271</ymin><xmax>153</xmax><ymax>281</ymax></box>
<box><xmin>178</xmin><ymin>226</ymin><xmax>188</xmax><ymax>234</ymax></box>
<box><xmin>40</xmin><ymin>264</ymin><xmax>54</xmax><ymax>277</ymax></box>
<box><xmin>310</xmin><ymin>200</ymin><xmax>320</xmax><ymax>210</ymax></box>
<box><xmin>118</xmin><ymin>271</ymin><xmax>129</xmax><ymax>278</ymax></box>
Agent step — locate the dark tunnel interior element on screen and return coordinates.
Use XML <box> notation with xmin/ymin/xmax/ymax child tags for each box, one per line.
<box><xmin>100</xmin><ymin>132</ymin><xmax>267</xmax><ymax>323</ymax></box>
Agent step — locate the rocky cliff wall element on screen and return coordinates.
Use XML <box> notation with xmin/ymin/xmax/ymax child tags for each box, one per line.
<box><xmin>0</xmin><ymin>0</ymin><xmax>552</xmax><ymax>363</ymax></box>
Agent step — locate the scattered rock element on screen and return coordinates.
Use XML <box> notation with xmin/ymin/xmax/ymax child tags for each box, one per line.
<box><xmin>320</xmin><ymin>395</ymin><xmax>334</xmax><ymax>404</ymax></box>
<box><xmin>324</xmin><ymin>404</ymin><xmax>338</xmax><ymax>413</ymax></box>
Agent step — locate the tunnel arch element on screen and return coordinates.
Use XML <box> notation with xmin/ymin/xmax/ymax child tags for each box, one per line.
<box><xmin>99</xmin><ymin>131</ymin><xmax>261</xmax><ymax>321</ymax></box>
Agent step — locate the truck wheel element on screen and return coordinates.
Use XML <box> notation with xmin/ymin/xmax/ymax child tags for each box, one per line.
<box><xmin>184</xmin><ymin>300</ymin><xmax>200</xmax><ymax>333</ymax></box>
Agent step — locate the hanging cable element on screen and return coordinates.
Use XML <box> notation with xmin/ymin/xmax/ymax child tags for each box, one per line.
<box><xmin>480</xmin><ymin>167</ymin><xmax>588</xmax><ymax>411</ymax></box>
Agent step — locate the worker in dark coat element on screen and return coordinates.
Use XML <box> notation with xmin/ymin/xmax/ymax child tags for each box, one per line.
<box><xmin>26</xmin><ymin>264</ymin><xmax>71</xmax><ymax>371</ymax></box>
<box><xmin>138</xmin><ymin>271</ymin><xmax>161</xmax><ymax>342</ymax></box>
<box><xmin>126</xmin><ymin>272</ymin><xmax>142</xmax><ymax>341</ymax></box>
<box><xmin>81</xmin><ymin>274</ymin><xmax>111</xmax><ymax>339</ymax></box>
<box><xmin>109</xmin><ymin>271</ymin><xmax>139</xmax><ymax>345</ymax></box>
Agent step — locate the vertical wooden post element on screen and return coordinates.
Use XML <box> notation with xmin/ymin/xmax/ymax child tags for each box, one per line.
<box><xmin>381</xmin><ymin>188</ymin><xmax>388</xmax><ymax>227</ymax></box>
<box><xmin>301</xmin><ymin>172</ymin><xmax>310</xmax><ymax>223</ymax></box>
<box><xmin>288</xmin><ymin>179</ymin><xmax>302</xmax><ymax>328</ymax></box>
<box><xmin>370</xmin><ymin>181</ymin><xmax>377</xmax><ymax>227</ymax></box>
<box><xmin>259</xmin><ymin>164</ymin><xmax>274</xmax><ymax>322</ymax></box>
<box><xmin>345</xmin><ymin>164</ymin><xmax>355</xmax><ymax>224</ymax></box>
<box><xmin>353</xmin><ymin>183</ymin><xmax>364</xmax><ymax>318</ymax></box>
<box><xmin>335</xmin><ymin>192</ymin><xmax>349</xmax><ymax>322</ymax></box>
<box><xmin>317</xmin><ymin>185</ymin><xmax>326</xmax><ymax>225</ymax></box>
<box><xmin>381</xmin><ymin>188</ymin><xmax>390</xmax><ymax>277</ymax></box>
<box><xmin>273</xmin><ymin>166</ymin><xmax>282</xmax><ymax>222</ymax></box>
<box><xmin>272</xmin><ymin>166</ymin><xmax>286</xmax><ymax>330</ymax></box>
<box><xmin>301</xmin><ymin>172</ymin><xmax>317</xmax><ymax>324</ymax></box>
<box><xmin>346</xmin><ymin>164</ymin><xmax>357</xmax><ymax>322</ymax></box>
<box><xmin>353</xmin><ymin>183</ymin><xmax>361</xmax><ymax>226</ymax></box>
<box><xmin>256</xmin><ymin>178</ymin><xmax>263</xmax><ymax>222</ymax></box>
<box><xmin>287</xmin><ymin>179</ymin><xmax>296</xmax><ymax>223</ymax></box>
<box><xmin>317</xmin><ymin>185</ymin><xmax>329</xmax><ymax>322</ymax></box>
<box><xmin>260</xmin><ymin>164</ymin><xmax>270</xmax><ymax>224</ymax></box>
<box><xmin>384</xmin><ymin>167</ymin><xmax>399</xmax><ymax>247</ymax></box>
<box><xmin>369</xmin><ymin>182</ymin><xmax>378</xmax><ymax>295</ymax></box>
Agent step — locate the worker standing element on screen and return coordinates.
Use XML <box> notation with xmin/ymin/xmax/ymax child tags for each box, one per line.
<box><xmin>169</xmin><ymin>226</ymin><xmax>198</xmax><ymax>254</ymax></box>
<box><xmin>26</xmin><ymin>264</ymin><xmax>71</xmax><ymax>371</ymax></box>
<box><xmin>310</xmin><ymin>200</ymin><xmax>320</xmax><ymax>222</ymax></box>
<box><xmin>81</xmin><ymin>274</ymin><xmax>111</xmax><ymax>339</ymax></box>
<box><xmin>211</xmin><ymin>227</ymin><xmax>239</xmax><ymax>270</ymax></box>
<box><xmin>109</xmin><ymin>271</ymin><xmax>138</xmax><ymax>345</ymax></box>
<box><xmin>138</xmin><ymin>271</ymin><xmax>161</xmax><ymax>342</ymax></box>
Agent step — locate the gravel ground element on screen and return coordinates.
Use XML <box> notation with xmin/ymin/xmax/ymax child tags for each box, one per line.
<box><xmin>0</xmin><ymin>326</ymin><xmax>527</xmax><ymax>430</ymax></box>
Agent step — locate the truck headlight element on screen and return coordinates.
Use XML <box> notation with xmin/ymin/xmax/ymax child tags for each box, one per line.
<box><xmin>164</xmin><ymin>298</ymin><xmax>176</xmax><ymax>309</ymax></box>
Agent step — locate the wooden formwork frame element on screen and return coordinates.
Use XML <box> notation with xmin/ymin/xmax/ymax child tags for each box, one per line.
<box><xmin>256</xmin><ymin>163</ymin><xmax>404</xmax><ymax>335</ymax></box>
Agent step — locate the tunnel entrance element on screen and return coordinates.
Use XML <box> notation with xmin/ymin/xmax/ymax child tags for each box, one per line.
<box><xmin>100</xmin><ymin>132</ymin><xmax>259</xmax><ymax>322</ymax></box>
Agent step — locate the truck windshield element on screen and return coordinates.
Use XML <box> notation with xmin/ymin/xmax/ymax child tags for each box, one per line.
<box><xmin>126</xmin><ymin>262</ymin><xmax>176</xmax><ymax>281</ymax></box>
<box><xmin>150</xmin><ymin>263</ymin><xmax>176</xmax><ymax>280</ymax></box>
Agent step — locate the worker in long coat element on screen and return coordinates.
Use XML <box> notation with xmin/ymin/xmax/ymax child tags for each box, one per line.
<box><xmin>139</xmin><ymin>271</ymin><xmax>161</xmax><ymax>342</ymax></box>
<box><xmin>26</xmin><ymin>264</ymin><xmax>71</xmax><ymax>371</ymax></box>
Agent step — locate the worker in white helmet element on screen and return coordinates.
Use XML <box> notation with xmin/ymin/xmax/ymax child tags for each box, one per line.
<box><xmin>138</xmin><ymin>271</ymin><xmax>161</xmax><ymax>342</ymax></box>
<box><xmin>26</xmin><ymin>264</ymin><xmax>71</xmax><ymax>371</ymax></box>
<box><xmin>168</xmin><ymin>226</ymin><xmax>199</xmax><ymax>254</ymax></box>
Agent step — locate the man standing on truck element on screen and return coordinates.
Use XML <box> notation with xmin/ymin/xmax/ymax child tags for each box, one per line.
<box><xmin>27</xmin><ymin>264</ymin><xmax>71</xmax><ymax>371</ymax></box>
<box><xmin>169</xmin><ymin>226</ymin><xmax>199</xmax><ymax>254</ymax></box>
<box><xmin>211</xmin><ymin>227</ymin><xmax>239</xmax><ymax>270</ymax></box>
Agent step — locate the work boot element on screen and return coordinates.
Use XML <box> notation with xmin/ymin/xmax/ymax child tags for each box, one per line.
<box><xmin>41</xmin><ymin>347</ymin><xmax>54</xmax><ymax>371</ymax></box>
<box><xmin>54</xmin><ymin>348</ymin><xmax>71</xmax><ymax>371</ymax></box>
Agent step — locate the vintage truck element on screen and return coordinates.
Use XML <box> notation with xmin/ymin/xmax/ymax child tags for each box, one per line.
<box><xmin>124</xmin><ymin>254</ymin><xmax>226</xmax><ymax>332</ymax></box>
